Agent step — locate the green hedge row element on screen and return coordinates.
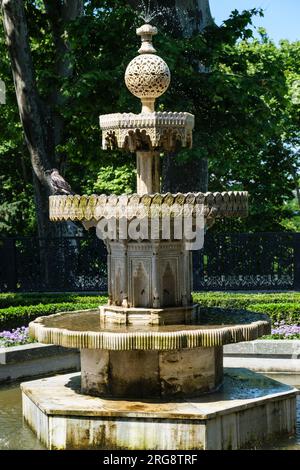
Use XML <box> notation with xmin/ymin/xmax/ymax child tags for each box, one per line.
<box><xmin>1</xmin><ymin>291</ymin><xmax>299</xmax><ymax>309</ymax></box>
<box><xmin>1</xmin><ymin>292</ymin><xmax>299</xmax><ymax>330</ymax></box>
<box><xmin>0</xmin><ymin>293</ymin><xmax>107</xmax><ymax>308</ymax></box>
<box><xmin>0</xmin><ymin>301</ymin><xmax>106</xmax><ymax>330</ymax></box>
<box><xmin>193</xmin><ymin>294</ymin><xmax>300</xmax><ymax>325</ymax></box>
<box><xmin>249</xmin><ymin>303</ymin><xmax>300</xmax><ymax>325</ymax></box>
<box><xmin>199</xmin><ymin>304</ymin><xmax>300</xmax><ymax>326</ymax></box>
<box><xmin>193</xmin><ymin>292</ymin><xmax>300</xmax><ymax>309</ymax></box>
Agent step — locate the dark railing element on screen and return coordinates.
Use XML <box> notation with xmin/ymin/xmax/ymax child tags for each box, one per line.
<box><xmin>1</xmin><ymin>232</ymin><xmax>300</xmax><ymax>292</ymax></box>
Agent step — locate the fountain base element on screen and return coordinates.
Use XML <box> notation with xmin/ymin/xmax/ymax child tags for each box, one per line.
<box><xmin>21</xmin><ymin>369</ymin><xmax>297</xmax><ymax>450</ymax></box>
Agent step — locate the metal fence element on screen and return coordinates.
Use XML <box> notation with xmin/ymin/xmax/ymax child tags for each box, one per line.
<box><xmin>0</xmin><ymin>232</ymin><xmax>299</xmax><ymax>292</ymax></box>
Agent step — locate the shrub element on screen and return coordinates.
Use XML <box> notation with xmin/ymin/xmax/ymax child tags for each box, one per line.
<box><xmin>0</xmin><ymin>299</ymin><xmax>107</xmax><ymax>330</ymax></box>
<box><xmin>0</xmin><ymin>293</ymin><xmax>107</xmax><ymax>308</ymax></box>
<box><xmin>193</xmin><ymin>292</ymin><xmax>300</xmax><ymax>309</ymax></box>
<box><xmin>1</xmin><ymin>292</ymin><xmax>299</xmax><ymax>330</ymax></box>
<box><xmin>249</xmin><ymin>303</ymin><xmax>300</xmax><ymax>325</ymax></box>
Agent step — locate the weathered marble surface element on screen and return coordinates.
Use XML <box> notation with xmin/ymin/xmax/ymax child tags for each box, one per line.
<box><xmin>21</xmin><ymin>369</ymin><xmax>298</xmax><ymax>450</ymax></box>
<box><xmin>100</xmin><ymin>112</ymin><xmax>194</xmax><ymax>151</ymax></box>
<box><xmin>80</xmin><ymin>347</ymin><xmax>223</xmax><ymax>398</ymax></box>
<box><xmin>29</xmin><ymin>309</ymin><xmax>270</xmax><ymax>350</ymax></box>
<box><xmin>49</xmin><ymin>191</ymin><xmax>248</xmax><ymax>222</ymax></box>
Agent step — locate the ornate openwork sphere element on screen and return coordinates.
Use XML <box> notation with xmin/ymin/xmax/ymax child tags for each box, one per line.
<box><xmin>125</xmin><ymin>54</ymin><xmax>171</xmax><ymax>100</ymax></box>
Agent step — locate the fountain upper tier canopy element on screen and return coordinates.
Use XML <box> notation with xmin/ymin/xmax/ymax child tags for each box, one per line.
<box><xmin>99</xmin><ymin>24</ymin><xmax>194</xmax><ymax>153</ymax></box>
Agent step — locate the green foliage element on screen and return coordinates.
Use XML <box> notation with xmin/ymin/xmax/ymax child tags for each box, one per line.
<box><xmin>264</xmin><ymin>334</ymin><xmax>300</xmax><ymax>340</ymax></box>
<box><xmin>0</xmin><ymin>293</ymin><xmax>107</xmax><ymax>308</ymax></box>
<box><xmin>193</xmin><ymin>292</ymin><xmax>300</xmax><ymax>326</ymax></box>
<box><xmin>192</xmin><ymin>292</ymin><xmax>300</xmax><ymax>308</ymax></box>
<box><xmin>91</xmin><ymin>164</ymin><xmax>136</xmax><ymax>195</ymax></box>
<box><xmin>0</xmin><ymin>2</ymin><xmax>299</xmax><ymax>234</ymax></box>
<box><xmin>250</xmin><ymin>303</ymin><xmax>300</xmax><ymax>325</ymax></box>
<box><xmin>0</xmin><ymin>299</ymin><xmax>107</xmax><ymax>329</ymax></box>
<box><xmin>280</xmin><ymin>196</ymin><xmax>300</xmax><ymax>231</ymax></box>
<box><xmin>1</xmin><ymin>292</ymin><xmax>299</xmax><ymax>330</ymax></box>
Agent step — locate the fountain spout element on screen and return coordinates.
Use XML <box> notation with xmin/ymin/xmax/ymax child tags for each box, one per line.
<box><xmin>137</xmin><ymin>23</ymin><xmax>157</xmax><ymax>54</ymax></box>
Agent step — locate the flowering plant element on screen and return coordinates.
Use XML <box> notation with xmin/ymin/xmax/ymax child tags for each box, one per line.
<box><xmin>268</xmin><ymin>321</ymin><xmax>300</xmax><ymax>339</ymax></box>
<box><xmin>0</xmin><ymin>326</ymin><xmax>34</xmax><ymax>347</ymax></box>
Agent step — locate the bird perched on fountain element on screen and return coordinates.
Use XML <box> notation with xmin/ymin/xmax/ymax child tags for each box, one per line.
<box><xmin>45</xmin><ymin>169</ymin><xmax>75</xmax><ymax>195</ymax></box>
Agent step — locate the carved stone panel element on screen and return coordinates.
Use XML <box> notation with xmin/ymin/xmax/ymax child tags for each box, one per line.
<box><xmin>132</xmin><ymin>259</ymin><xmax>151</xmax><ymax>308</ymax></box>
<box><xmin>110</xmin><ymin>258</ymin><xmax>123</xmax><ymax>306</ymax></box>
<box><xmin>108</xmin><ymin>240</ymin><xmax>193</xmax><ymax>309</ymax></box>
<box><xmin>160</xmin><ymin>257</ymin><xmax>179</xmax><ymax>307</ymax></box>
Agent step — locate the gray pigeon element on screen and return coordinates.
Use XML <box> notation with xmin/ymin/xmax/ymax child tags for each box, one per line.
<box><xmin>46</xmin><ymin>169</ymin><xmax>75</xmax><ymax>195</ymax></box>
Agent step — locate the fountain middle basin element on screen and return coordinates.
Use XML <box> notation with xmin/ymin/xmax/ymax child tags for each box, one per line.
<box><xmin>29</xmin><ymin>309</ymin><xmax>270</xmax><ymax>399</ymax></box>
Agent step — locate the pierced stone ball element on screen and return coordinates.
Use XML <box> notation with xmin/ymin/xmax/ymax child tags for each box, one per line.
<box><xmin>125</xmin><ymin>54</ymin><xmax>171</xmax><ymax>100</ymax></box>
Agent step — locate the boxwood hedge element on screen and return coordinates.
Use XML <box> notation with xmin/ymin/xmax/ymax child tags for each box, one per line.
<box><xmin>0</xmin><ymin>299</ymin><xmax>107</xmax><ymax>330</ymax></box>
<box><xmin>0</xmin><ymin>293</ymin><xmax>106</xmax><ymax>309</ymax></box>
<box><xmin>193</xmin><ymin>292</ymin><xmax>300</xmax><ymax>309</ymax></box>
<box><xmin>0</xmin><ymin>292</ymin><xmax>299</xmax><ymax>330</ymax></box>
<box><xmin>248</xmin><ymin>303</ymin><xmax>300</xmax><ymax>325</ymax></box>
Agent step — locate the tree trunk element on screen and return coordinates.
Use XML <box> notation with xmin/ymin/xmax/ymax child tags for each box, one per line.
<box><xmin>128</xmin><ymin>0</ymin><xmax>213</xmax><ymax>192</ymax></box>
<box><xmin>1</xmin><ymin>0</ymin><xmax>83</xmax><ymax>224</ymax></box>
<box><xmin>292</xmin><ymin>167</ymin><xmax>300</xmax><ymax>208</ymax></box>
<box><xmin>1</xmin><ymin>0</ymin><xmax>55</xmax><ymax>236</ymax></box>
<box><xmin>1</xmin><ymin>0</ymin><xmax>83</xmax><ymax>288</ymax></box>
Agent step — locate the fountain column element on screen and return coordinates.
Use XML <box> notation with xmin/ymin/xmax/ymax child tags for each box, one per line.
<box><xmin>136</xmin><ymin>151</ymin><xmax>160</xmax><ymax>195</ymax></box>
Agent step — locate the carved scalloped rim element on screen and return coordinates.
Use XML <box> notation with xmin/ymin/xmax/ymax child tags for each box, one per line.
<box><xmin>29</xmin><ymin>309</ymin><xmax>270</xmax><ymax>351</ymax></box>
<box><xmin>99</xmin><ymin>112</ymin><xmax>195</xmax><ymax>130</ymax></box>
<box><xmin>49</xmin><ymin>191</ymin><xmax>248</xmax><ymax>222</ymax></box>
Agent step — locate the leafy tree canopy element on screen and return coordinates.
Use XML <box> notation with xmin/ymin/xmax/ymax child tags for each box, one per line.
<box><xmin>0</xmin><ymin>1</ymin><xmax>299</xmax><ymax>235</ymax></box>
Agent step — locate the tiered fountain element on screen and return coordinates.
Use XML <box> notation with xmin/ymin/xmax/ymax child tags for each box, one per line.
<box><xmin>22</xmin><ymin>24</ymin><xmax>297</xmax><ymax>450</ymax></box>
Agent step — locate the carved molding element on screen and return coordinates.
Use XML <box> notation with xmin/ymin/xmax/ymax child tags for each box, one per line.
<box><xmin>99</xmin><ymin>112</ymin><xmax>195</xmax><ymax>151</ymax></box>
<box><xmin>49</xmin><ymin>191</ymin><xmax>248</xmax><ymax>222</ymax></box>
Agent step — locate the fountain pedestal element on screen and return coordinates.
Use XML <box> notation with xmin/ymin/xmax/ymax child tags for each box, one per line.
<box><xmin>80</xmin><ymin>347</ymin><xmax>223</xmax><ymax>398</ymax></box>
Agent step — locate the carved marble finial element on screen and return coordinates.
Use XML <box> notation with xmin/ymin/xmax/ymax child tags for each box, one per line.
<box><xmin>136</xmin><ymin>24</ymin><xmax>157</xmax><ymax>54</ymax></box>
<box><xmin>124</xmin><ymin>24</ymin><xmax>171</xmax><ymax>113</ymax></box>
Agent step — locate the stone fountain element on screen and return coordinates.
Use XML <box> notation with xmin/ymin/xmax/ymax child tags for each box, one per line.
<box><xmin>22</xmin><ymin>24</ymin><xmax>297</xmax><ymax>450</ymax></box>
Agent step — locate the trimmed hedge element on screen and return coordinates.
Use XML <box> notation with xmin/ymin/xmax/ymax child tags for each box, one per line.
<box><xmin>193</xmin><ymin>292</ymin><xmax>300</xmax><ymax>309</ymax></box>
<box><xmin>1</xmin><ymin>292</ymin><xmax>299</xmax><ymax>309</ymax></box>
<box><xmin>0</xmin><ymin>292</ymin><xmax>299</xmax><ymax>330</ymax></box>
<box><xmin>0</xmin><ymin>293</ymin><xmax>107</xmax><ymax>309</ymax></box>
<box><xmin>0</xmin><ymin>299</ymin><xmax>107</xmax><ymax>330</ymax></box>
<box><xmin>193</xmin><ymin>294</ymin><xmax>300</xmax><ymax>326</ymax></box>
<box><xmin>249</xmin><ymin>303</ymin><xmax>300</xmax><ymax>325</ymax></box>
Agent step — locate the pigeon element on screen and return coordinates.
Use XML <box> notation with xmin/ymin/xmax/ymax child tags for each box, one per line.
<box><xmin>45</xmin><ymin>169</ymin><xmax>75</xmax><ymax>195</ymax></box>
